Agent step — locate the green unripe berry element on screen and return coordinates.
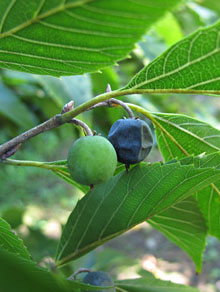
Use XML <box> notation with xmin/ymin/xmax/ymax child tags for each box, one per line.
<box><xmin>67</xmin><ymin>136</ymin><xmax>117</xmax><ymax>186</ymax></box>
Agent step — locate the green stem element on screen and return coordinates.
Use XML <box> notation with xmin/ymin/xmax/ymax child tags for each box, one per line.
<box><xmin>1</xmin><ymin>87</ymin><xmax>218</xmax><ymax>158</ymax></box>
<box><xmin>3</xmin><ymin>158</ymin><xmax>67</xmax><ymax>170</ymax></box>
<box><xmin>60</xmin><ymin>87</ymin><xmax>220</xmax><ymax>123</ymax></box>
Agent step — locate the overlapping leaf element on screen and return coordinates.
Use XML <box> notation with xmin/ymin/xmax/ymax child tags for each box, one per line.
<box><xmin>153</xmin><ymin>113</ymin><xmax>220</xmax><ymax>161</ymax></box>
<box><xmin>153</xmin><ymin>112</ymin><xmax>220</xmax><ymax>243</ymax></box>
<box><xmin>0</xmin><ymin>0</ymin><xmax>180</xmax><ymax>76</ymax></box>
<box><xmin>195</xmin><ymin>183</ymin><xmax>220</xmax><ymax>241</ymax></box>
<box><xmin>116</xmin><ymin>277</ymin><xmax>200</xmax><ymax>292</ymax></box>
<box><xmin>148</xmin><ymin>197</ymin><xmax>207</xmax><ymax>273</ymax></box>
<box><xmin>0</xmin><ymin>249</ymin><xmax>80</xmax><ymax>292</ymax></box>
<box><xmin>124</xmin><ymin>20</ymin><xmax>220</xmax><ymax>93</ymax></box>
<box><xmin>0</xmin><ymin>218</ymin><xmax>31</xmax><ymax>260</ymax></box>
<box><xmin>55</xmin><ymin>153</ymin><xmax>220</xmax><ymax>266</ymax></box>
<box><xmin>115</xmin><ymin>277</ymin><xmax>200</xmax><ymax>292</ymax></box>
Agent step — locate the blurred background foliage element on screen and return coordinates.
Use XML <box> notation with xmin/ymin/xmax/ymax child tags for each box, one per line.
<box><xmin>1</xmin><ymin>1</ymin><xmax>220</xmax><ymax>292</ymax></box>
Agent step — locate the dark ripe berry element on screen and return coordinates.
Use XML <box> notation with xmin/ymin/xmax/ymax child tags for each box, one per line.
<box><xmin>108</xmin><ymin>118</ymin><xmax>153</xmax><ymax>165</ymax></box>
<box><xmin>82</xmin><ymin>271</ymin><xmax>115</xmax><ymax>292</ymax></box>
<box><xmin>67</xmin><ymin>136</ymin><xmax>117</xmax><ymax>186</ymax></box>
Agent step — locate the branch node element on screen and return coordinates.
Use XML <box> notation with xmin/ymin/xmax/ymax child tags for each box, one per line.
<box><xmin>0</xmin><ymin>143</ymin><xmax>22</xmax><ymax>160</ymax></box>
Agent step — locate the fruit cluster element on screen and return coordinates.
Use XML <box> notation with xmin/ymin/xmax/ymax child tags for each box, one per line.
<box><xmin>67</xmin><ymin>118</ymin><xmax>153</xmax><ymax>186</ymax></box>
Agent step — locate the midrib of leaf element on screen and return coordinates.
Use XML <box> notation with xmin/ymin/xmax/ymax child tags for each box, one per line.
<box><xmin>57</xmin><ymin>173</ymin><xmax>122</xmax><ymax>260</ymax></box>
<box><xmin>0</xmin><ymin>0</ymin><xmax>94</xmax><ymax>39</ymax></box>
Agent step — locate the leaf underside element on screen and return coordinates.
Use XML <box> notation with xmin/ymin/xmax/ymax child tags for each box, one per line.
<box><xmin>0</xmin><ymin>0</ymin><xmax>180</xmax><ymax>76</ymax></box>
<box><xmin>124</xmin><ymin>20</ymin><xmax>220</xmax><ymax>93</ymax></box>
<box><xmin>153</xmin><ymin>112</ymin><xmax>220</xmax><ymax>243</ymax></box>
<box><xmin>115</xmin><ymin>277</ymin><xmax>200</xmax><ymax>292</ymax></box>
<box><xmin>148</xmin><ymin>197</ymin><xmax>207</xmax><ymax>273</ymax></box>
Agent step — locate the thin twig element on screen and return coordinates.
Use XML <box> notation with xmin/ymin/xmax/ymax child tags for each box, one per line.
<box><xmin>67</xmin><ymin>268</ymin><xmax>91</xmax><ymax>281</ymax></box>
<box><xmin>110</xmin><ymin>98</ymin><xmax>135</xmax><ymax>118</ymax></box>
<box><xmin>70</xmin><ymin>119</ymin><xmax>93</xmax><ymax>136</ymax></box>
<box><xmin>0</xmin><ymin>114</ymin><xmax>64</xmax><ymax>158</ymax></box>
<box><xmin>1</xmin><ymin>143</ymin><xmax>21</xmax><ymax>159</ymax></box>
<box><xmin>1</xmin><ymin>86</ymin><xmax>208</xmax><ymax>159</ymax></box>
<box><xmin>88</xmin><ymin>98</ymin><xmax>135</xmax><ymax>118</ymax></box>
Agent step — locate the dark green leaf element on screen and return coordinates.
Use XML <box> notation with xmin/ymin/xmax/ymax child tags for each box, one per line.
<box><xmin>148</xmin><ymin>197</ymin><xmax>207</xmax><ymax>273</ymax></box>
<box><xmin>195</xmin><ymin>182</ymin><xmax>220</xmax><ymax>242</ymax></box>
<box><xmin>115</xmin><ymin>277</ymin><xmax>200</xmax><ymax>292</ymax></box>
<box><xmin>153</xmin><ymin>112</ymin><xmax>220</xmax><ymax>243</ymax></box>
<box><xmin>0</xmin><ymin>249</ymin><xmax>79</xmax><ymax>292</ymax></box>
<box><xmin>0</xmin><ymin>218</ymin><xmax>31</xmax><ymax>260</ymax></box>
<box><xmin>55</xmin><ymin>154</ymin><xmax>220</xmax><ymax>266</ymax></box>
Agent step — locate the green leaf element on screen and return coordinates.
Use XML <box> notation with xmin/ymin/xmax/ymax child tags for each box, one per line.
<box><xmin>153</xmin><ymin>112</ymin><xmax>220</xmax><ymax>161</ymax></box>
<box><xmin>124</xmin><ymin>20</ymin><xmax>220</xmax><ymax>93</ymax></box>
<box><xmin>148</xmin><ymin>197</ymin><xmax>207</xmax><ymax>273</ymax></box>
<box><xmin>3</xmin><ymin>158</ymin><xmax>90</xmax><ymax>193</ymax></box>
<box><xmin>68</xmin><ymin>280</ymin><xmax>115</xmax><ymax>291</ymax></box>
<box><xmin>0</xmin><ymin>81</ymin><xmax>35</xmax><ymax>129</ymax></box>
<box><xmin>115</xmin><ymin>277</ymin><xmax>200</xmax><ymax>292</ymax></box>
<box><xmin>55</xmin><ymin>154</ymin><xmax>220</xmax><ymax>266</ymax></box>
<box><xmin>0</xmin><ymin>218</ymin><xmax>31</xmax><ymax>260</ymax></box>
<box><xmin>195</xmin><ymin>182</ymin><xmax>220</xmax><ymax>242</ymax></box>
<box><xmin>0</xmin><ymin>0</ymin><xmax>181</xmax><ymax>77</ymax></box>
<box><xmin>0</xmin><ymin>249</ymin><xmax>80</xmax><ymax>292</ymax></box>
<box><xmin>153</xmin><ymin>112</ymin><xmax>220</xmax><ymax>242</ymax></box>
<box><xmin>40</xmin><ymin>159</ymin><xmax>90</xmax><ymax>193</ymax></box>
